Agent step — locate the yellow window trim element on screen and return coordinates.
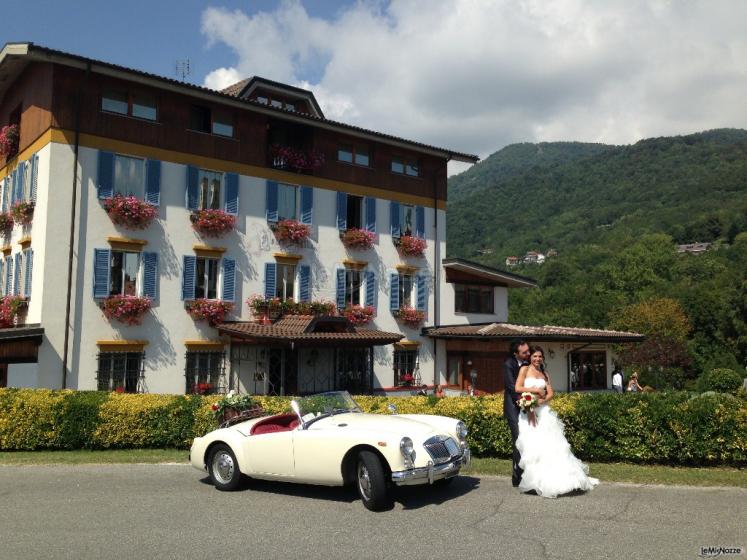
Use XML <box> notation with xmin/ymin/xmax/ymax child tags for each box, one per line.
<box><xmin>273</xmin><ymin>252</ymin><xmax>302</xmax><ymax>265</ymax></box>
<box><xmin>18</xmin><ymin>237</ymin><xmax>32</xmax><ymax>249</ymax></box>
<box><xmin>395</xmin><ymin>339</ymin><xmax>421</xmax><ymax>348</ymax></box>
<box><xmin>193</xmin><ymin>245</ymin><xmax>226</xmax><ymax>258</ymax></box>
<box><xmin>395</xmin><ymin>264</ymin><xmax>419</xmax><ymax>274</ymax></box>
<box><xmin>107</xmin><ymin>236</ymin><xmax>147</xmax><ymax>252</ymax></box>
<box><xmin>342</xmin><ymin>259</ymin><xmax>368</xmax><ymax>270</ymax></box>
<box><xmin>97</xmin><ymin>340</ymin><xmax>149</xmax><ymax>352</ymax></box>
<box><xmin>184</xmin><ymin>340</ymin><xmax>226</xmax><ymax>350</ymax></box>
<box><xmin>1</xmin><ymin>246</ymin><xmax>11</xmax><ymax>256</ymax></box>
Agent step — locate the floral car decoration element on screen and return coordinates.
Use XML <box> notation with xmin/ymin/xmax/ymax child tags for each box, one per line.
<box><xmin>190</xmin><ymin>209</ymin><xmax>236</xmax><ymax>237</ymax></box>
<box><xmin>0</xmin><ymin>295</ymin><xmax>26</xmax><ymax>328</ymax></box>
<box><xmin>395</xmin><ymin>306</ymin><xmax>425</xmax><ymax>328</ymax></box>
<box><xmin>397</xmin><ymin>235</ymin><xmax>427</xmax><ymax>257</ymax></box>
<box><xmin>342</xmin><ymin>304</ymin><xmax>375</xmax><ymax>325</ymax></box>
<box><xmin>0</xmin><ymin>125</ymin><xmax>19</xmax><ymax>158</ymax></box>
<box><xmin>341</xmin><ymin>228</ymin><xmax>376</xmax><ymax>250</ymax></box>
<box><xmin>211</xmin><ymin>391</ymin><xmax>263</xmax><ymax>424</ymax></box>
<box><xmin>191</xmin><ymin>391</ymin><xmax>471</xmax><ymax>511</ymax></box>
<box><xmin>11</xmin><ymin>200</ymin><xmax>35</xmax><ymax>226</ymax></box>
<box><xmin>0</xmin><ymin>212</ymin><xmax>14</xmax><ymax>234</ymax></box>
<box><xmin>185</xmin><ymin>299</ymin><xmax>233</xmax><ymax>327</ymax></box>
<box><xmin>272</xmin><ymin>219</ymin><xmax>311</xmax><ymax>245</ymax></box>
<box><xmin>269</xmin><ymin>144</ymin><xmax>325</xmax><ymax>173</ymax></box>
<box><xmin>101</xmin><ymin>295</ymin><xmax>152</xmax><ymax>326</ymax></box>
<box><xmin>102</xmin><ymin>194</ymin><xmax>158</xmax><ymax>229</ymax></box>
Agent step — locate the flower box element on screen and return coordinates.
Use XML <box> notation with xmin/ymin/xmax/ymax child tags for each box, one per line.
<box><xmin>397</xmin><ymin>235</ymin><xmax>427</xmax><ymax>257</ymax></box>
<box><xmin>269</xmin><ymin>145</ymin><xmax>325</xmax><ymax>173</ymax></box>
<box><xmin>101</xmin><ymin>294</ymin><xmax>152</xmax><ymax>326</ymax></box>
<box><xmin>343</xmin><ymin>304</ymin><xmax>375</xmax><ymax>325</ymax></box>
<box><xmin>272</xmin><ymin>219</ymin><xmax>311</xmax><ymax>246</ymax></box>
<box><xmin>102</xmin><ymin>194</ymin><xmax>158</xmax><ymax>230</ymax></box>
<box><xmin>395</xmin><ymin>306</ymin><xmax>425</xmax><ymax>328</ymax></box>
<box><xmin>190</xmin><ymin>209</ymin><xmax>236</xmax><ymax>237</ymax></box>
<box><xmin>190</xmin><ymin>382</ymin><xmax>215</xmax><ymax>395</ymax></box>
<box><xmin>341</xmin><ymin>228</ymin><xmax>376</xmax><ymax>250</ymax></box>
<box><xmin>185</xmin><ymin>299</ymin><xmax>233</xmax><ymax>327</ymax></box>
<box><xmin>0</xmin><ymin>212</ymin><xmax>14</xmax><ymax>235</ymax></box>
<box><xmin>0</xmin><ymin>125</ymin><xmax>19</xmax><ymax>159</ymax></box>
<box><xmin>0</xmin><ymin>295</ymin><xmax>27</xmax><ymax>328</ymax></box>
<box><xmin>212</xmin><ymin>392</ymin><xmax>264</xmax><ymax>426</ymax></box>
<box><xmin>11</xmin><ymin>200</ymin><xmax>34</xmax><ymax>226</ymax></box>
<box><xmin>247</xmin><ymin>295</ymin><xmax>336</xmax><ymax>319</ymax></box>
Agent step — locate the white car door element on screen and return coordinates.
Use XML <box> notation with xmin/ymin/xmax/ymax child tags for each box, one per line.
<box><xmin>244</xmin><ymin>431</ymin><xmax>295</xmax><ymax>478</ymax></box>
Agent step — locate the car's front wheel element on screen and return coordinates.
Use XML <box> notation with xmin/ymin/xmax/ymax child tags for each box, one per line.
<box><xmin>356</xmin><ymin>450</ymin><xmax>392</xmax><ymax>511</ymax></box>
<box><xmin>208</xmin><ymin>444</ymin><xmax>243</xmax><ymax>491</ymax></box>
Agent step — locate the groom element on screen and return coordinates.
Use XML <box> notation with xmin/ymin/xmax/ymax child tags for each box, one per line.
<box><xmin>503</xmin><ymin>339</ymin><xmax>539</xmax><ymax>487</ymax></box>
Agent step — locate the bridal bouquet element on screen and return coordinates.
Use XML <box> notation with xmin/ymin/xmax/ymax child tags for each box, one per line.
<box><xmin>518</xmin><ymin>392</ymin><xmax>538</xmax><ymax>426</ymax></box>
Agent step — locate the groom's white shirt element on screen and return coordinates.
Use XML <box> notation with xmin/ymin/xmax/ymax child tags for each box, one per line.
<box><xmin>612</xmin><ymin>372</ymin><xmax>623</xmax><ymax>389</ymax></box>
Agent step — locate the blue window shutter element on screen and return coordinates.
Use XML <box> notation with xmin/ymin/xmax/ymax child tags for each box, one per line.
<box><xmin>336</xmin><ymin>192</ymin><xmax>347</xmax><ymax>231</ymax></box>
<box><xmin>389</xmin><ymin>272</ymin><xmax>399</xmax><ymax>311</ymax></box>
<box><xmin>390</xmin><ymin>200</ymin><xmax>400</xmax><ymax>237</ymax></box>
<box><xmin>222</xmin><ymin>257</ymin><xmax>236</xmax><ymax>302</ymax></box>
<box><xmin>5</xmin><ymin>257</ymin><xmax>12</xmax><ymax>295</ymax></box>
<box><xmin>30</xmin><ymin>154</ymin><xmax>39</xmax><ymax>202</ymax></box>
<box><xmin>299</xmin><ymin>265</ymin><xmax>311</xmax><ymax>302</ymax></box>
<box><xmin>93</xmin><ymin>249</ymin><xmax>111</xmax><ymax>299</ymax></box>
<box><xmin>186</xmin><ymin>165</ymin><xmax>199</xmax><ymax>210</ymax></box>
<box><xmin>15</xmin><ymin>163</ymin><xmax>26</xmax><ymax>202</ymax></box>
<box><xmin>9</xmin><ymin>169</ymin><xmax>17</xmax><ymax>206</ymax></box>
<box><xmin>1</xmin><ymin>178</ymin><xmax>6</xmax><ymax>212</ymax></box>
<box><xmin>97</xmin><ymin>151</ymin><xmax>114</xmax><ymax>199</ymax></box>
<box><xmin>415</xmin><ymin>206</ymin><xmax>425</xmax><ymax>238</ymax></box>
<box><xmin>225</xmin><ymin>173</ymin><xmax>239</xmax><ymax>215</ymax></box>
<box><xmin>365</xmin><ymin>271</ymin><xmax>376</xmax><ymax>309</ymax></box>
<box><xmin>365</xmin><ymin>197</ymin><xmax>376</xmax><ymax>233</ymax></box>
<box><xmin>416</xmin><ymin>275</ymin><xmax>427</xmax><ymax>312</ymax></box>
<box><xmin>300</xmin><ymin>186</ymin><xmax>313</xmax><ymax>225</ymax></box>
<box><xmin>335</xmin><ymin>268</ymin><xmax>346</xmax><ymax>310</ymax></box>
<box><xmin>266</xmin><ymin>181</ymin><xmax>279</xmax><ymax>222</ymax></box>
<box><xmin>181</xmin><ymin>255</ymin><xmax>196</xmax><ymax>301</ymax></box>
<box><xmin>13</xmin><ymin>253</ymin><xmax>21</xmax><ymax>296</ymax></box>
<box><xmin>264</xmin><ymin>262</ymin><xmax>277</xmax><ymax>299</ymax></box>
<box><xmin>142</xmin><ymin>252</ymin><xmax>158</xmax><ymax>301</ymax></box>
<box><xmin>24</xmin><ymin>249</ymin><xmax>33</xmax><ymax>298</ymax></box>
<box><xmin>145</xmin><ymin>159</ymin><xmax>161</xmax><ymax>206</ymax></box>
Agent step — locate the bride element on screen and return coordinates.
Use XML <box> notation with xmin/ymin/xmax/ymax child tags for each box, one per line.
<box><xmin>514</xmin><ymin>345</ymin><xmax>599</xmax><ymax>498</ymax></box>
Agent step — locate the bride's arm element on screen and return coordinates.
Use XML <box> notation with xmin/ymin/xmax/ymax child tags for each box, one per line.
<box><xmin>515</xmin><ymin>367</ymin><xmax>545</xmax><ymax>395</ymax></box>
<box><xmin>538</xmin><ymin>378</ymin><xmax>554</xmax><ymax>404</ymax></box>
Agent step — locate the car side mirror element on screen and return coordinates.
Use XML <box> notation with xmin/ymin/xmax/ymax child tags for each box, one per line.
<box><xmin>290</xmin><ymin>400</ymin><xmax>306</xmax><ymax>430</ymax></box>
<box><xmin>387</xmin><ymin>403</ymin><xmax>397</xmax><ymax>415</ymax></box>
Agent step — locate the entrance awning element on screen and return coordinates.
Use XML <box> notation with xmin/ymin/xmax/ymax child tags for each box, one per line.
<box><xmin>218</xmin><ymin>315</ymin><xmax>403</xmax><ymax>347</ymax></box>
<box><xmin>423</xmin><ymin>322</ymin><xmax>644</xmax><ymax>343</ymax></box>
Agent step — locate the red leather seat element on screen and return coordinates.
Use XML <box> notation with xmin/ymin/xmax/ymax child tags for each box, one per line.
<box><xmin>250</xmin><ymin>413</ymin><xmax>300</xmax><ymax>435</ymax></box>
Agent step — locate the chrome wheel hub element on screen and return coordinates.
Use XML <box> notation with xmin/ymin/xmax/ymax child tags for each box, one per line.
<box><xmin>213</xmin><ymin>451</ymin><xmax>235</xmax><ymax>484</ymax></box>
<box><xmin>358</xmin><ymin>463</ymin><xmax>372</xmax><ymax>500</ymax></box>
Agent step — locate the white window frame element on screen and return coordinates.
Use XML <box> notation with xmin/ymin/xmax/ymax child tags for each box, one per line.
<box><xmin>398</xmin><ymin>273</ymin><xmax>414</xmax><ymax>308</ymax></box>
<box><xmin>400</xmin><ymin>204</ymin><xmax>415</xmax><ymax>237</ymax></box>
<box><xmin>276</xmin><ymin>263</ymin><xmax>297</xmax><ymax>301</ymax></box>
<box><xmin>195</xmin><ymin>256</ymin><xmax>220</xmax><ymax>300</ymax></box>
<box><xmin>277</xmin><ymin>183</ymin><xmax>299</xmax><ymax>222</ymax></box>
<box><xmin>198</xmin><ymin>169</ymin><xmax>223</xmax><ymax>211</ymax></box>
<box><xmin>113</xmin><ymin>154</ymin><xmax>146</xmax><ymax>199</ymax></box>
<box><xmin>346</xmin><ymin>194</ymin><xmax>364</xmax><ymax>230</ymax></box>
<box><xmin>109</xmin><ymin>250</ymin><xmax>142</xmax><ymax>297</ymax></box>
<box><xmin>344</xmin><ymin>268</ymin><xmax>363</xmax><ymax>307</ymax></box>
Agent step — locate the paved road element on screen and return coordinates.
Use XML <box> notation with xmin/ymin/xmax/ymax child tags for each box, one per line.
<box><xmin>0</xmin><ymin>464</ymin><xmax>744</xmax><ymax>560</ymax></box>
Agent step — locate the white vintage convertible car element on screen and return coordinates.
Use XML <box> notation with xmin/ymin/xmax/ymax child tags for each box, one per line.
<box><xmin>190</xmin><ymin>391</ymin><xmax>470</xmax><ymax>510</ymax></box>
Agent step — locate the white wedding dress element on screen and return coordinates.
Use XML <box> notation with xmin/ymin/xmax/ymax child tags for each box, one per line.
<box><xmin>515</xmin><ymin>377</ymin><xmax>599</xmax><ymax>498</ymax></box>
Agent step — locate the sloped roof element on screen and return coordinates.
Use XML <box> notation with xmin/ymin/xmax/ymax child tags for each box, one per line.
<box><xmin>423</xmin><ymin>322</ymin><xmax>644</xmax><ymax>342</ymax></box>
<box><xmin>221</xmin><ymin>76</ymin><xmax>325</xmax><ymax>118</ymax></box>
<box><xmin>442</xmin><ymin>258</ymin><xmax>537</xmax><ymax>288</ymax></box>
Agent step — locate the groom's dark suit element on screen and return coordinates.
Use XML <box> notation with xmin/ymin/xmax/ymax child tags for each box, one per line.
<box><xmin>503</xmin><ymin>355</ymin><xmax>525</xmax><ymax>486</ymax></box>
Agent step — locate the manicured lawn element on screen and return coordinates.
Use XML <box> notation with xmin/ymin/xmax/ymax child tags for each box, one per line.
<box><xmin>1</xmin><ymin>450</ymin><xmax>744</xmax><ymax>488</ymax></box>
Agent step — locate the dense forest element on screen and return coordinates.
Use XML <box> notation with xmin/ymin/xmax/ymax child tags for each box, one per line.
<box><xmin>446</xmin><ymin>129</ymin><xmax>747</xmax><ymax>386</ymax></box>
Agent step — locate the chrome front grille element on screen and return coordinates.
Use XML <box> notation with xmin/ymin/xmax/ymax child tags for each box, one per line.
<box><xmin>423</xmin><ymin>436</ymin><xmax>461</xmax><ymax>464</ymax></box>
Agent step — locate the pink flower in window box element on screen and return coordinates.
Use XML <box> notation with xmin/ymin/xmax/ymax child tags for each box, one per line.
<box><xmin>341</xmin><ymin>228</ymin><xmax>376</xmax><ymax>250</ymax></box>
<box><xmin>0</xmin><ymin>125</ymin><xmax>19</xmax><ymax>158</ymax></box>
<box><xmin>11</xmin><ymin>200</ymin><xmax>34</xmax><ymax>226</ymax></box>
<box><xmin>269</xmin><ymin>144</ymin><xmax>325</xmax><ymax>173</ymax></box>
<box><xmin>185</xmin><ymin>299</ymin><xmax>233</xmax><ymax>327</ymax></box>
<box><xmin>101</xmin><ymin>294</ymin><xmax>152</xmax><ymax>326</ymax></box>
<box><xmin>190</xmin><ymin>209</ymin><xmax>236</xmax><ymax>237</ymax></box>
<box><xmin>0</xmin><ymin>295</ymin><xmax>27</xmax><ymax>328</ymax></box>
<box><xmin>343</xmin><ymin>305</ymin><xmax>375</xmax><ymax>325</ymax></box>
<box><xmin>397</xmin><ymin>235</ymin><xmax>427</xmax><ymax>257</ymax></box>
<box><xmin>0</xmin><ymin>212</ymin><xmax>14</xmax><ymax>235</ymax></box>
<box><xmin>272</xmin><ymin>219</ymin><xmax>311</xmax><ymax>245</ymax></box>
<box><xmin>102</xmin><ymin>194</ymin><xmax>158</xmax><ymax>230</ymax></box>
<box><xmin>395</xmin><ymin>305</ymin><xmax>425</xmax><ymax>328</ymax></box>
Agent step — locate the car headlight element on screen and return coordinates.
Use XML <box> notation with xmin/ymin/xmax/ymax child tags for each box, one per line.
<box><xmin>400</xmin><ymin>436</ymin><xmax>416</xmax><ymax>467</ymax></box>
<box><xmin>456</xmin><ymin>421</ymin><xmax>468</xmax><ymax>443</ymax></box>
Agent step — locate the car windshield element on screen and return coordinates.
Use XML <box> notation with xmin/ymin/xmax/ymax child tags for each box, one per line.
<box><xmin>295</xmin><ymin>391</ymin><xmax>361</xmax><ymax>425</ymax></box>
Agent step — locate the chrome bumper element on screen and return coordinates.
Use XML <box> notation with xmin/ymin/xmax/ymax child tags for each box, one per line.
<box><xmin>391</xmin><ymin>448</ymin><xmax>470</xmax><ymax>486</ymax></box>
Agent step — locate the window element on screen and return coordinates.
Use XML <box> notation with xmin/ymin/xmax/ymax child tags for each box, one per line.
<box><xmin>256</xmin><ymin>96</ymin><xmax>269</xmax><ymax>105</ymax></box>
<box><xmin>344</xmin><ymin>269</ymin><xmax>362</xmax><ymax>307</ymax></box>
<box><xmin>346</xmin><ymin>195</ymin><xmax>363</xmax><ymax>230</ymax></box>
<box><xmin>189</xmin><ymin>105</ymin><xmax>212</xmax><ymax>133</ymax></box>
<box><xmin>102</xmin><ymin>90</ymin><xmax>157</xmax><ymax>121</ymax></box>
<box><xmin>195</xmin><ymin>257</ymin><xmax>219</xmax><ymax>300</ymax></box>
<box><xmin>400</xmin><ymin>204</ymin><xmax>415</xmax><ymax>237</ymax></box>
<box><xmin>285</xmin><ymin>103</ymin><xmax>296</xmax><ymax>112</ymax></box>
<box><xmin>198</xmin><ymin>169</ymin><xmax>222</xmax><ymax>210</ymax></box>
<box><xmin>454</xmin><ymin>284</ymin><xmax>494</xmax><ymax>314</ymax></box>
<box><xmin>277</xmin><ymin>183</ymin><xmax>298</xmax><ymax>221</ymax></box>
<box><xmin>276</xmin><ymin>263</ymin><xmax>296</xmax><ymax>301</ymax></box>
<box><xmin>394</xmin><ymin>348</ymin><xmax>418</xmax><ymax>386</ymax></box>
<box><xmin>113</xmin><ymin>155</ymin><xmax>145</xmax><ymax>197</ymax></box>
<box><xmin>97</xmin><ymin>352</ymin><xmax>143</xmax><ymax>393</ymax></box>
<box><xmin>392</xmin><ymin>156</ymin><xmax>419</xmax><ymax>177</ymax></box>
<box><xmin>185</xmin><ymin>351</ymin><xmax>224</xmax><ymax>394</ymax></box>
<box><xmin>399</xmin><ymin>273</ymin><xmax>413</xmax><ymax>308</ymax></box>
<box><xmin>110</xmin><ymin>251</ymin><xmax>140</xmax><ymax>296</ymax></box>
<box><xmin>338</xmin><ymin>145</ymin><xmax>370</xmax><ymax>167</ymax></box>
<box><xmin>570</xmin><ymin>352</ymin><xmax>608</xmax><ymax>391</ymax></box>
<box><xmin>270</xmin><ymin>100</ymin><xmax>283</xmax><ymax>109</ymax></box>
<box><xmin>212</xmin><ymin>110</ymin><xmax>233</xmax><ymax>137</ymax></box>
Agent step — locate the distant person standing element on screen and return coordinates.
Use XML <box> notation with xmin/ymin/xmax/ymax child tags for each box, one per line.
<box><xmin>612</xmin><ymin>368</ymin><xmax>624</xmax><ymax>393</ymax></box>
<box><xmin>627</xmin><ymin>372</ymin><xmax>643</xmax><ymax>392</ymax></box>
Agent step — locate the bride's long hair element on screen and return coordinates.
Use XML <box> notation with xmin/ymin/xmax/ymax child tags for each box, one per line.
<box><xmin>529</xmin><ymin>345</ymin><xmax>549</xmax><ymax>381</ymax></box>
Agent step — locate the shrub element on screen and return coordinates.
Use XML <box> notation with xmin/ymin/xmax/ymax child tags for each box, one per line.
<box><xmin>342</xmin><ymin>304</ymin><xmax>375</xmax><ymax>325</ymax></box>
<box><xmin>11</xmin><ymin>200</ymin><xmax>34</xmax><ymax>226</ymax></box>
<box><xmin>395</xmin><ymin>306</ymin><xmax>425</xmax><ymax>327</ymax></box>
<box><xmin>272</xmin><ymin>219</ymin><xmax>310</xmax><ymax>245</ymax></box>
<box><xmin>190</xmin><ymin>209</ymin><xmax>236</xmax><ymax>237</ymax></box>
<box><xmin>102</xmin><ymin>194</ymin><xmax>158</xmax><ymax>229</ymax></box>
<box><xmin>0</xmin><ymin>295</ymin><xmax>27</xmax><ymax>328</ymax></box>
<box><xmin>0</xmin><ymin>212</ymin><xmax>14</xmax><ymax>234</ymax></box>
<box><xmin>341</xmin><ymin>228</ymin><xmax>376</xmax><ymax>250</ymax></box>
<box><xmin>101</xmin><ymin>295</ymin><xmax>152</xmax><ymax>326</ymax></box>
<box><xmin>397</xmin><ymin>235</ymin><xmax>427</xmax><ymax>257</ymax></box>
<box><xmin>185</xmin><ymin>299</ymin><xmax>233</xmax><ymax>327</ymax></box>
<box><xmin>0</xmin><ymin>124</ymin><xmax>19</xmax><ymax>157</ymax></box>
<box><xmin>697</xmin><ymin>368</ymin><xmax>744</xmax><ymax>394</ymax></box>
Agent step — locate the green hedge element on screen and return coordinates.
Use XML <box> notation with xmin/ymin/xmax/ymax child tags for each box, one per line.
<box><xmin>0</xmin><ymin>388</ymin><xmax>745</xmax><ymax>466</ymax></box>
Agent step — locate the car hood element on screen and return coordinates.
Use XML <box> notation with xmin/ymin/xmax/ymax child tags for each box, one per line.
<box><xmin>309</xmin><ymin>412</ymin><xmax>442</xmax><ymax>440</ymax></box>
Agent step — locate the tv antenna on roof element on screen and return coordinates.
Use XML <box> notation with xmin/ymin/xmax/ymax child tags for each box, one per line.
<box><xmin>175</xmin><ymin>59</ymin><xmax>191</xmax><ymax>82</ymax></box>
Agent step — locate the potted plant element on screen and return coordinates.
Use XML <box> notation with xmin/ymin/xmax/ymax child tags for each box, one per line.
<box><xmin>11</xmin><ymin>200</ymin><xmax>34</xmax><ymax>226</ymax></box>
<box><xmin>272</xmin><ymin>219</ymin><xmax>311</xmax><ymax>246</ymax></box>
<box><xmin>101</xmin><ymin>294</ymin><xmax>152</xmax><ymax>326</ymax></box>
<box><xmin>0</xmin><ymin>295</ymin><xmax>27</xmax><ymax>328</ymax></box>
<box><xmin>0</xmin><ymin>212</ymin><xmax>14</xmax><ymax>235</ymax></box>
<box><xmin>399</xmin><ymin>372</ymin><xmax>414</xmax><ymax>386</ymax></box>
<box><xmin>397</xmin><ymin>235</ymin><xmax>427</xmax><ymax>257</ymax></box>
<box><xmin>102</xmin><ymin>194</ymin><xmax>158</xmax><ymax>229</ymax></box>
<box><xmin>395</xmin><ymin>305</ymin><xmax>425</xmax><ymax>328</ymax></box>
<box><xmin>343</xmin><ymin>304</ymin><xmax>375</xmax><ymax>325</ymax></box>
<box><xmin>185</xmin><ymin>299</ymin><xmax>233</xmax><ymax>327</ymax></box>
<box><xmin>191</xmin><ymin>382</ymin><xmax>215</xmax><ymax>395</ymax></box>
<box><xmin>190</xmin><ymin>209</ymin><xmax>236</xmax><ymax>237</ymax></box>
<box><xmin>0</xmin><ymin>125</ymin><xmax>19</xmax><ymax>158</ymax></box>
<box><xmin>341</xmin><ymin>228</ymin><xmax>376</xmax><ymax>250</ymax></box>
<box><xmin>211</xmin><ymin>391</ymin><xmax>264</xmax><ymax>425</ymax></box>
<box><xmin>269</xmin><ymin>145</ymin><xmax>325</xmax><ymax>173</ymax></box>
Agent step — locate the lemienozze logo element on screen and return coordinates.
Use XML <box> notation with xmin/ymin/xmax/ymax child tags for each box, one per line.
<box><xmin>699</xmin><ymin>546</ymin><xmax>744</xmax><ymax>558</ymax></box>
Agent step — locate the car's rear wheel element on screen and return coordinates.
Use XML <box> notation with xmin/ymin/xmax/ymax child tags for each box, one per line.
<box><xmin>208</xmin><ymin>444</ymin><xmax>243</xmax><ymax>491</ymax></box>
<box><xmin>356</xmin><ymin>450</ymin><xmax>392</xmax><ymax>511</ymax></box>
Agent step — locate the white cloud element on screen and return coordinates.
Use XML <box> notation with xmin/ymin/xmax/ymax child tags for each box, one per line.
<box><xmin>200</xmin><ymin>0</ymin><xmax>747</xmax><ymax>175</ymax></box>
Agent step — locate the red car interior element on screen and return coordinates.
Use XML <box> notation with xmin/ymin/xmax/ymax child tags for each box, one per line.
<box><xmin>250</xmin><ymin>413</ymin><xmax>300</xmax><ymax>435</ymax></box>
